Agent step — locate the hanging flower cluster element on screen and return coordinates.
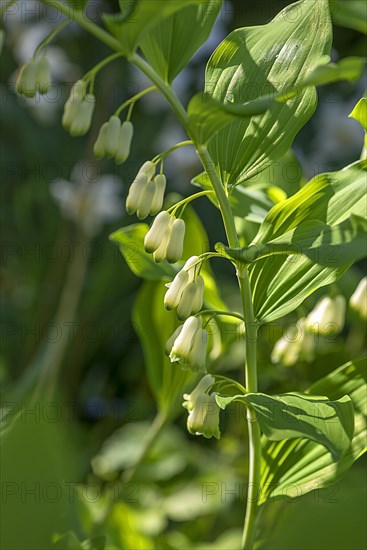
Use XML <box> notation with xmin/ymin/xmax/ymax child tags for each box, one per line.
<box><xmin>62</xmin><ymin>80</ymin><xmax>96</xmax><ymax>137</ymax></box>
<box><xmin>167</xmin><ymin>316</ymin><xmax>208</xmax><ymax>373</ymax></box>
<box><xmin>126</xmin><ymin>161</ymin><xmax>166</xmax><ymax>219</ymax></box>
<box><xmin>143</xmin><ymin>211</ymin><xmax>185</xmax><ymax>263</ymax></box>
<box><xmin>93</xmin><ymin>116</ymin><xmax>134</xmax><ymax>164</ymax></box>
<box><xmin>164</xmin><ymin>256</ymin><xmax>204</xmax><ymax>320</ymax></box>
<box><xmin>16</xmin><ymin>56</ymin><xmax>51</xmax><ymax>97</ymax></box>
<box><xmin>182</xmin><ymin>375</ymin><xmax>220</xmax><ymax>439</ymax></box>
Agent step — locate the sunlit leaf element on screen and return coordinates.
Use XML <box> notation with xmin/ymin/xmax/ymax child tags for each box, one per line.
<box><xmin>202</xmin><ymin>0</ymin><xmax>332</xmax><ymax>183</ymax></box>
<box><xmin>223</xmin><ymin>215</ymin><xmax>367</xmax><ymax>267</ymax></box>
<box><xmin>259</xmin><ymin>357</ymin><xmax>367</xmax><ymax>504</ymax></box>
<box><xmin>216</xmin><ymin>392</ymin><xmax>354</xmax><ymax>459</ymax></box>
<box><xmin>248</xmin><ymin>162</ymin><xmax>367</xmax><ymax>323</ymax></box>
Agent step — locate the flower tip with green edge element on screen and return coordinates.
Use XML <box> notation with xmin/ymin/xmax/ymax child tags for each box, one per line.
<box><xmin>169</xmin><ymin>316</ymin><xmax>208</xmax><ymax>373</ymax></box>
<box><xmin>349</xmin><ymin>277</ymin><xmax>367</xmax><ymax>318</ymax></box>
<box><xmin>183</xmin><ymin>379</ymin><xmax>220</xmax><ymax>439</ymax></box>
<box><xmin>164</xmin><ymin>258</ymin><xmax>204</xmax><ymax>318</ymax></box>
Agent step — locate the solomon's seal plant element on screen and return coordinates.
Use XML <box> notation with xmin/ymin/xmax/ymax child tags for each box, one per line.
<box><xmin>5</xmin><ymin>0</ymin><xmax>367</xmax><ymax>548</ymax></box>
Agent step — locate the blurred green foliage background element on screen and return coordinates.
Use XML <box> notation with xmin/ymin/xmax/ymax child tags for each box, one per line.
<box><xmin>1</xmin><ymin>1</ymin><xmax>366</xmax><ymax>549</ymax></box>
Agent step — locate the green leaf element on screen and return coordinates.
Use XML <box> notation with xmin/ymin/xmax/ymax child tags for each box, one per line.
<box><xmin>332</xmin><ymin>0</ymin><xmax>367</xmax><ymax>34</ymax></box>
<box><xmin>247</xmin><ymin>393</ymin><xmax>354</xmax><ymax>460</ymax></box>
<box><xmin>216</xmin><ymin>391</ymin><xmax>354</xmax><ymax>460</ymax></box>
<box><xmin>224</xmin><ymin>215</ymin><xmax>367</xmax><ymax>267</ymax></box>
<box><xmin>260</xmin><ymin>357</ymin><xmax>367</xmax><ymax>504</ymax></box>
<box><xmin>109</xmin><ymin>224</ymin><xmax>175</xmax><ymax>281</ymax></box>
<box><xmin>249</xmin><ymin>162</ymin><xmax>367</xmax><ymax>323</ymax></box>
<box><xmin>202</xmin><ymin>0</ymin><xmax>332</xmax><ymax>184</ymax></box>
<box><xmin>188</xmin><ymin>56</ymin><xmax>365</xmax><ymax>146</ymax></box>
<box><xmin>140</xmin><ymin>1</ymin><xmax>223</xmax><ymax>83</ymax></box>
<box><xmin>350</xmin><ymin>97</ymin><xmax>367</xmax><ymax>131</ymax></box>
<box><xmin>103</xmin><ymin>0</ymin><xmax>203</xmax><ymax>57</ymax></box>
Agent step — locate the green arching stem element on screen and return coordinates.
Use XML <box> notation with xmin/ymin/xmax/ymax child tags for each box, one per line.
<box><xmin>33</xmin><ymin>19</ymin><xmax>70</xmax><ymax>58</ymax></box>
<box><xmin>168</xmin><ymin>190</ymin><xmax>214</xmax><ymax>216</ymax></box>
<box><xmin>114</xmin><ymin>85</ymin><xmax>157</xmax><ymax>117</ymax></box>
<box><xmin>200</xmin><ymin>309</ymin><xmax>245</xmax><ymax>324</ymax></box>
<box><xmin>152</xmin><ymin>140</ymin><xmax>194</xmax><ymax>163</ymax></box>
<box><xmin>33</xmin><ymin>4</ymin><xmax>262</xmax><ymax>547</ymax></box>
<box><xmin>83</xmin><ymin>52</ymin><xmax>123</xmax><ymax>84</ymax></box>
<box><xmin>213</xmin><ymin>375</ymin><xmax>247</xmax><ymax>395</ymax></box>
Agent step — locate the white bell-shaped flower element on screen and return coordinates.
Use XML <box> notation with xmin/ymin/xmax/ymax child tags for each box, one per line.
<box><xmin>16</xmin><ymin>60</ymin><xmax>38</xmax><ymax>97</ymax></box>
<box><xmin>62</xmin><ymin>80</ymin><xmax>84</xmax><ymax>130</ymax></box>
<box><xmin>150</xmin><ymin>174</ymin><xmax>166</xmax><ymax>215</ymax></box>
<box><xmin>169</xmin><ymin>316</ymin><xmax>208</xmax><ymax>373</ymax></box>
<box><xmin>68</xmin><ymin>94</ymin><xmax>96</xmax><ymax>137</ymax></box>
<box><xmin>165</xmin><ymin>218</ymin><xmax>185</xmax><ymax>263</ymax></box>
<box><xmin>144</xmin><ymin>211</ymin><xmax>171</xmax><ymax>253</ymax></box>
<box><xmin>35</xmin><ymin>56</ymin><xmax>51</xmax><ymax>94</ymax></box>
<box><xmin>104</xmin><ymin>115</ymin><xmax>121</xmax><ymax>158</ymax></box>
<box><xmin>305</xmin><ymin>295</ymin><xmax>346</xmax><ymax>335</ymax></box>
<box><xmin>349</xmin><ymin>277</ymin><xmax>367</xmax><ymax>318</ymax></box>
<box><xmin>164</xmin><ymin>258</ymin><xmax>204</xmax><ymax>319</ymax></box>
<box><xmin>164</xmin><ymin>270</ymin><xmax>190</xmax><ymax>310</ymax></box>
<box><xmin>115</xmin><ymin>121</ymin><xmax>134</xmax><ymax>165</ymax></box>
<box><xmin>187</xmin><ymin>392</ymin><xmax>221</xmax><ymax>439</ymax></box>
<box><xmin>176</xmin><ymin>282</ymin><xmax>197</xmax><ymax>321</ymax></box>
<box><xmin>182</xmin><ymin>374</ymin><xmax>215</xmax><ymax>412</ymax></box>
<box><xmin>271</xmin><ymin>318</ymin><xmax>315</xmax><ymax>366</ymax></box>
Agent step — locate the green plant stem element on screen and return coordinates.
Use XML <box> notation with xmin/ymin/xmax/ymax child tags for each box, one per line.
<box><xmin>35</xmin><ymin>6</ymin><xmax>262</xmax><ymax>546</ymax></box>
<box><xmin>84</xmin><ymin>52</ymin><xmax>123</xmax><ymax>82</ymax></box>
<box><xmin>168</xmin><ymin>190</ymin><xmax>214</xmax><ymax>215</ymax></box>
<box><xmin>115</xmin><ymin>85</ymin><xmax>157</xmax><ymax>116</ymax></box>
<box><xmin>34</xmin><ymin>19</ymin><xmax>70</xmax><ymax>58</ymax></box>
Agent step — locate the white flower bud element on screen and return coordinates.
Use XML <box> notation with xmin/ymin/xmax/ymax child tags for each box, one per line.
<box><xmin>176</xmin><ymin>282</ymin><xmax>197</xmax><ymax>321</ymax></box>
<box><xmin>35</xmin><ymin>56</ymin><xmax>51</xmax><ymax>94</ymax></box>
<box><xmin>305</xmin><ymin>295</ymin><xmax>345</xmax><ymax>335</ymax></box>
<box><xmin>126</xmin><ymin>172</ymin><xmax>149</xmax><ymax>215</ymax></box>
<box><xmin>93</xmin><ymin>122</ymin><xmax>109</xmax><ymax>159</ymax></box>
<box><xmin>350</xmin><ymin>277</ymin><xmax>367</xmax><ymax>318</ymax></box>
<box><xmin>170</xmin><ymin>316</ymin><xmax>199</xmax><ymax>363</ymax></box>
<box><xmin>138</xmin><ymin>161</ymin><xmax>156</xmax><ymax>180</ymax></box>
<box><xmin>115</xmin><ymin>121</ymin><xmax>134</xmax><ymax>165</ymax></box>
<box><xmin>104</xmin><ymin>116</ymin><xmax>121</xmax><ymax>158</ymax></box>
<box><xmin>137</xmin><ymin>180</ymin><xmax>156</xmax><ymax>220</ymax></box>
<box><xmin>62</xmin><ymin>80</ymin><xmax>85</xmax><ymax>130</ymax></box>
<box><xmin>187</xmin><ymin>393</ymin><xmax>220</xmax><ymax>439</ymax></box>
<box><xmin>16</xmin><ymin>60</ymin><xmax>38</xmax><ymax>97</ymax></box>
<box><xmin>189</xmin><ymin>327</ymin><xmax>208</xmax><ymax>373</ymax></box>
<box><xmin>191</xmin><ymin>275</ymin><xmax>205</xmax><ymax>314</ymax></box>
<box><xmin>165</xmin><ymin>325</ymin><xmax>183</xmax><ymax>356</ymax></box>
<box><xmin>165</xmin><ymin>218</ymin><xmax>185</xmax><ymax>263</ymax></box>
<box><xmin>69</xmin><ymin>94</ymin><xmax>96</xmax><ymax>136</ymax></box>
<box><xmin>183</xmin><ymin>256</ymin><xmax>200</xmax><ymax>282</ymax></box>
<box><xmin>164</xmin><ymin>270</ymin><xmax>189</xmax><ymax>310</ymax></box>
<box><xmin>144</xmin><ymin>211</ymin><xmax>171</xmax><ymax>253</ymax></box>
<box><xmin>183</xmin><ymin>374</ymin><xmax>215</xmax><ymax>411</ymax></box>
<box><xmin>150</xmin><ymin>174</ymin><xmax>166</xmax><ymax>215</ymax></box>
<box><xmin>153</xmin><ymin>228</ymin><xmax>171</xmax><ymax>263</ymax></box>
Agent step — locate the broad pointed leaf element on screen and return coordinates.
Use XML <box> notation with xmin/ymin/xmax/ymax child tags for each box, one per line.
<box><xmin>249</xmin><ymin>162</ymin><xmax>367</xmax><ymax>323</ymax></box>
<box><xmin>140</xmin><ymin>0</ymin><xmax>223</xmax><ymax>83</ymax></box>
<box><xmin>223</xmin><ymin>215</ymin><xmax>367</xmax><ymax>267</ymax></box>
<box><xmin>203</xmin><ymin>0</ymin><xmax>332</xmax><ymax>185</ymax></box>
<box><xmin>216</xmin><ymin>392</ymin><xmax>354</xmax><ymax>459</ymax></box>
<box><xmin>259</xmin><ymin>357</ymin><xmax>367</xmax><ymax>503</ymax></box>
<box><xmin>103</xmin><ymin>0</ymin><xmax>203</xmax><ymax>57</ymax></box>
